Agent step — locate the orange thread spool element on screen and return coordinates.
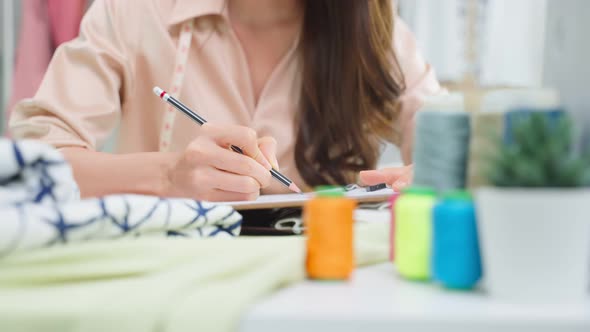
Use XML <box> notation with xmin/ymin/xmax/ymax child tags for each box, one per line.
<box><xmin>305</xmin><ymin>187</ymin><xmax>356</xmax><ymax>280</ymax></box>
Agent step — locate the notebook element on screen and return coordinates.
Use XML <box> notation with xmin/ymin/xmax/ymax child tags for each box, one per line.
<box><xmin>218</xmin><ymin>186</ymin><xmax>395</xmax><ymax>211</ymax></box>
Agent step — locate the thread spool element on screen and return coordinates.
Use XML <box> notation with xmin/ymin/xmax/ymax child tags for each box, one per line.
<box><xmin>413</xmin><ymin>95</ymin><xmax>471</xmax><ymax>193</ymax></box>
<box><xmin>504</xmin><ymin>109</ymin><xmax>565</xmax><ymax>144</ymax></box>
<box><xmin>389</xmin><ymin>193</ymin><xmax>400</xmax><ymax>262</ymax></box>
<box><xmin>395</xmin><ymin>187</ymin><xmax>437</xmax><ymax>281</ymax></box>
<box><xmin>305</xmin><ymin>186</ymin><xmax>356</xmax><ymax>280</ymax></box>
<box><xmin>432</xmin><ymin>191</ymin><xmax>482</xmax><ymax>289</ymax></box>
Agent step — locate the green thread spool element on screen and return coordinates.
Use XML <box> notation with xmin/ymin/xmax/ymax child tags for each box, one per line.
<box><xmin>394</xmin><ymin>186</ymin><xmax>437</xmax><ymax>281</ymax></box>
<box><xmin>314</xmin><ymin>186</ymin><xmax>345</xmax><ymax>197</ymax></box>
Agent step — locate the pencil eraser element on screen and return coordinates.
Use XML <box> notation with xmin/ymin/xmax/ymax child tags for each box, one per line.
<box><xmin>153</xmin><ymin>87</ymin><xmax>164</xmax><ymax>97</ymax></box>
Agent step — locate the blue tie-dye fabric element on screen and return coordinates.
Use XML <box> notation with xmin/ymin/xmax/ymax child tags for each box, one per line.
<box><xmin>0</xmin><ymin>139</ymin><xmax>242</xmax><ymax>258</ymax></box>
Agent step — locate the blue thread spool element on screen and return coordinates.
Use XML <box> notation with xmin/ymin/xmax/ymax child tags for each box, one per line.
<box><xmin>504</xmin><ymin>109</ymin><xmax>565</xmax><ymax>144</ymax></box>
<box><xmin>432</xmin><ymin>191</ymin><xmax>482</xmax><ymax>290</ymax></box>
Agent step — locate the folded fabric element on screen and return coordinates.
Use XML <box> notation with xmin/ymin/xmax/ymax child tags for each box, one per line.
<box><xmin>0</xmin><ymin>139</ymin><xmax>79</xmax><ymax>206</ymax></box>
<box><xmin>0</xmin><ymin>139</ymin><xmax>242</xmax><ymax>258</ymax></box>
<box><xmin>0</xmin><ymin>195</ymin><xmax>242</xmax><ymax>257</ymax></box>
<box><xmin>0</xmin><ymin>220</ymin><xmax>390</xmax><ymax>332</ymax></box>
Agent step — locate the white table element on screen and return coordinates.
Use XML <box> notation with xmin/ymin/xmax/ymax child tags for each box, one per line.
<box><xmin>239</xmin><ymin>264</ymin><xmax>590</xmax><ymax>332</ymax></box>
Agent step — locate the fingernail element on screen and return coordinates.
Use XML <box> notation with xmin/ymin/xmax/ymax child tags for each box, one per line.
<box><xmin>272</xmin><ymin>159</ymin><xmax>280</xmax><ymax>170</ymax></box>
<box><xmin>393</xmin><ymin>180</ymin><xmax>407</xmax><ymax>189</ymax></box>
<box><xmin>254</xmin><ymin>150</ymin><xmax>272</xmax><ymax>170</ymax></box>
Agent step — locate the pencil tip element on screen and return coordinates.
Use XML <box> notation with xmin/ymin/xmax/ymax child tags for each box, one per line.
<box><xmin>289</xmin><ymin>183</ymin><xmax>302</xmax><ymax>194</ymax></box>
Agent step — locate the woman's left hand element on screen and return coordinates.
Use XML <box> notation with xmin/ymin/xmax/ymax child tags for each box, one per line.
<box><xmin>359</xmin><ymin>164</ymin><xmax>414</xmax><ymax>191</ymax></box>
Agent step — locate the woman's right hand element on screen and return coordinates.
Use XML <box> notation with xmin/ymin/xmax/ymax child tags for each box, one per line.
<box><xmin>164</xmin><ymin>123</ymin><xmax>277</xmax><ymax>202</ymax></box>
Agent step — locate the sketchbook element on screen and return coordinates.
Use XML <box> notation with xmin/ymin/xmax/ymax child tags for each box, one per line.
<box><xmin>217</xmin><ymin>186</ymin><xmax>395</xmax><ymax>211</ymax></box>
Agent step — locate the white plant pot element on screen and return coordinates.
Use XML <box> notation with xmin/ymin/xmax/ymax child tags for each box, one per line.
<box><xmin>476</xmin><ymin>187</ymin><xmax>590</xmax><ymax>303</ymax></box>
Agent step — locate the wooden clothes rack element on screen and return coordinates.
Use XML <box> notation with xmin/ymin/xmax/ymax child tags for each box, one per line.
<box><xmin>441</xmin><ymin>0</ymin><xmax>491</xmax><ymax>113</ymax></box>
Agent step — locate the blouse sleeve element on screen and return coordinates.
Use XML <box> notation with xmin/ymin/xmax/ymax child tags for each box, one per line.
<box><xmin>9</xmin><ymin>0</ymin><xmax>136</xmax><ymax>150</ymax></box>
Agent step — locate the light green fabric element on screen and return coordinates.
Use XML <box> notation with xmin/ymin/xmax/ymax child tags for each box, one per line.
<box><xmin>0</xmin><ymin>221</ymin><xmax>389</xmax><ymax>332</ymax></box>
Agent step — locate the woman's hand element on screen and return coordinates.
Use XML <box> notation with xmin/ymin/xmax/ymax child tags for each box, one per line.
<box><xmin>165</xmin><ymin>123</ymin><xmax>278</xmax><ymax>201</ymax></box>
<box><xmin>359</xmin><ymin>164</ymin><xmax>414</xmax><ymax>191</ymax></box>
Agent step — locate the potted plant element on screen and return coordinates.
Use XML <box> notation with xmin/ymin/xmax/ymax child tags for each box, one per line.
<box><xmin>475</xmin><ymin>111</ymin><xmax>590</xmax><ymax>303</ymax></box>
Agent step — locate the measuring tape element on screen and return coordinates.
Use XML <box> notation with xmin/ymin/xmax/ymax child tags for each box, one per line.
<box><xmin>158</xmin><ymin>20</ymin><xmax>195</xmax><ymax>152</ymax></box>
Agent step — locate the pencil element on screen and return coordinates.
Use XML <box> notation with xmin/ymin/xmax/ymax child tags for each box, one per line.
<box><xmin>153</xmin><ymin>87</ymin><xmax>302</xmax><ymax>194</ymax></box>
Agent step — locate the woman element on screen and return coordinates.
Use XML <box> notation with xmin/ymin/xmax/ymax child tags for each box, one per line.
<box><xmin>10</xmin><ymin>0</ymin><xmax>442</xmax><ymax>201</ymax></box>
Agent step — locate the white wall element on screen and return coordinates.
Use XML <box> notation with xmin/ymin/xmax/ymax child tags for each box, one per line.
<box><xmin>543</xmin><ymin>0</ymin><xmax>590</xmax><ymax>134</ymax></box>
<box><xmin>1</xmin><ymin>0</ymin><xmax>21</xmax><ymax>134</ymax></box>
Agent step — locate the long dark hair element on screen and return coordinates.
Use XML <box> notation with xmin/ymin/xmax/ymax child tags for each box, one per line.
<box><xmin>296</xmin><ymin>0</ymin><xmax>405</xmax><ymax>186</ymax></box>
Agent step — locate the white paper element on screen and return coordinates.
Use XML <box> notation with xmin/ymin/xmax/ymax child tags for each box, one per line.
<box><xmin>217</xmin><ymin>188</ymin><xmax>395</xmax><ymax>209</ymax></box>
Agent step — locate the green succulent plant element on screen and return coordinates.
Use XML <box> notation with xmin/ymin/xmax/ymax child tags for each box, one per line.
<box><xmin>485</xmin><ymin>112</ymin><xmax>590</xmax><ymax>188</ymax></box>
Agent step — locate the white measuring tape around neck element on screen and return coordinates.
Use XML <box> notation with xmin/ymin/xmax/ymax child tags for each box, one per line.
<box><xmin>158</xmin><ymin>20</ymin><xmax>195</xmax><ymax>152</ymax></box>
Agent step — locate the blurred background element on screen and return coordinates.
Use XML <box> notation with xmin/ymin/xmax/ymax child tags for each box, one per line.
<box><xmin>1</xmin><ymin>0</ymin><xmax>589</xmax><ymax>161</ymax></box>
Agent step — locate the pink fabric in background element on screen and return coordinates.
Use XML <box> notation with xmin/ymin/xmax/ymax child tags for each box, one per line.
<box><xmin>6</xmin><ymin>0</ymin><xmax>53</xmax><ymax>129</ymax></box>
<box><xmin>5</xmin><ymin>0</ymin><xmax>85</xmax><ymax>135</ymax></box>
<box><xmin>47</xmin><ymin>0</ymin><xmax>86</xmax><ymax>46</ymax></box>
